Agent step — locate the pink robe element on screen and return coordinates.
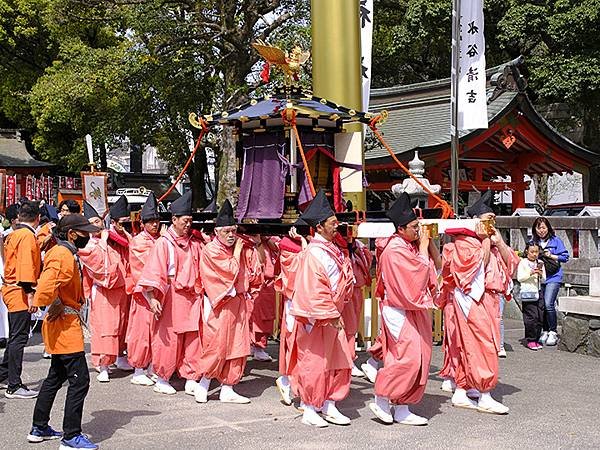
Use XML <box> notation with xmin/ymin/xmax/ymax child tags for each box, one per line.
<box><xmin>289</xmin><ymin>235</ymin><xmax>354</xmax><ymax>409</ymax></box>
<box><xmin>134</xmin><ymin>228</ymin><xmax>203</xmax><ymax>380</ymax></box>
<box><xmin>126</xmin><ymin>230</ymin><xmax>156</xmax><ymax>369</ymax></box>
<box><xmin>341</xmin><ymin>240</ymin><xmax>372</xmax><ymax>360</ymax></box>
<box><xmin>373</xmin><ymin>234</ymin><xmax>436</xmax><ymax>405</ymax></box>
<box><xmin>445</xmin><ymin>236</ymin><xmax>512</xmax><ymax>392</ymax></box>
<box><xmin>274</xmin><ymin>238</ymin><xmax>303</xmax><ymax>376</ymax></box>
<box><xmin>198</xmin><ymin>238</ymin><xmax>262</xmax><ymax>385</ymax></box>
<box><xmin>79</xmin><ymin>237</ymin><xmax>128</xmax><ymax>367</ymax></box>
<box><xmin>250</xmin><ymin>239</ymin><xmax>279</xmax><ymax>349</ymax></box>
<box><xmin>437</xmin><ymin>245</ymin><xmax>461</xmax><ymax>381</ymax></box>
<box><xmin>109</xmin><ymin>226</ymin><xmax>132</xmax><ymax>354</ymax></box>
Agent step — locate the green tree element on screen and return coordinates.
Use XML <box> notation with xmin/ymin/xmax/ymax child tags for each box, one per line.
<box><xmin>496</xmin><ymin>0</ymin><xmax>600</xmax><ymax>201</ymax></box>
<box><xmin>2</xmin><ymin>0</ymin><xmax>308</xmax><ymax>208</ymax></box>
<box><xmin>0</xmin><ymin>0</ymin><xmax>59</xmax><ymax>128</ymax></box>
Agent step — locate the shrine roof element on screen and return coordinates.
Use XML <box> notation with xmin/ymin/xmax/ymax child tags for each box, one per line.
<box><xmin>196</xmin><ymin>87</ymin><xmax>373</xmax><ymax>129</ymax></box>
<box><xmin>0</xmin><ymin>130</ymin><xmax>53</xmax><ymax>169</ymax></box>
<box><xmin>365</xmin><ymin>63</ymin><xmax>599</xmax><ymax>168</ymax></box>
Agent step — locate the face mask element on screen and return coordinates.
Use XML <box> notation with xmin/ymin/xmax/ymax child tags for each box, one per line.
<box><xmin>73</xmin><ymin>234</ymin><xmax>90</xmax><ymax>249</ymax></box>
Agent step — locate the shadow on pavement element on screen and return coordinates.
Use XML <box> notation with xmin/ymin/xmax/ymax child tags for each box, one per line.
<box><xmin>492</xmin><ymin>381</ymin><xmax>521</xmax><ymax>403</ymax></box>
<box><xmin>236</xmin><ymin>360</ymin><xmax>278</xmax><ymax>399</ymax></box>
<box><xmin>414</xmin><ymin>393</ymin><xmax>449</xmax><ymax>420</ymax></box>
<box><xmin>85</xmin><ymin>409</ymin><xmax>161</xmax><ymax>443</ymax></box>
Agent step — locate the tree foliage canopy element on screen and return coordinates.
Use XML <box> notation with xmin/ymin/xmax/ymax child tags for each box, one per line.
<box><xmin>1</xmin><ymin>0</ymin><xmax>599</xmax><ymax>203</ymax></box>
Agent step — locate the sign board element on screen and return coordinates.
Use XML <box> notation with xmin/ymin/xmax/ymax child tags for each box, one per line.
<box><xmin>81</xmin><ymin>172</ymin><xmax>109</xmax><ymax>217</ymax></box>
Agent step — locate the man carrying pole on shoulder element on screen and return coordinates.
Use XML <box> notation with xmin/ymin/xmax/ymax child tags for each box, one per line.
<box><xmin>368</xmin><ymin>193</ymin><xmax>441</xmax><ymax>426</ymax></box>
<box><xmin>127</xmin><ymin>192</ymin><xmax>163</xmax><ymax>386</ymax></box>
<box><xmin>289</xmin><ymin>189</ymin><xmax>355</xmax><ymax>428</ymax></box>
<box><xmin>195</xmin><ymin>200</ymin><xmax>263</xmax><ymax>404</ymax></box>
<box><xmin>134</xmin><ymin>191</ymin><xmax>204</xmax><ymax>396</ymax></box>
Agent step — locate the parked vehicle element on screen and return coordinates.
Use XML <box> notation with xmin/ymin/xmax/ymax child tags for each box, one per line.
<box><xmin>542</xmin><ymin>202</ymin><xmax>600</xmax><ymax>217</ymax></box>
<box><xmin>107</xmin><ymin>187</ymin><xmax>168</xmax><ymax>213</ymax></box>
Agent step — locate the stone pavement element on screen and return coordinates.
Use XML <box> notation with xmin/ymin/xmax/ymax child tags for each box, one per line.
<box><xmin>1</xmin><ymin>319</ymin><xmax>599</xmax><ymax>450</ymax></box>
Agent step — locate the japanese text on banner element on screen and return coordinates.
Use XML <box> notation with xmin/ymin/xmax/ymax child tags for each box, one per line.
<box><xmin>458</xmin><ymin>0</ymin><xmax>488</xmax><ymax>130</ymax></box>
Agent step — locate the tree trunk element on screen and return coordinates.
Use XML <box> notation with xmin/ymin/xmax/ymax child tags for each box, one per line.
<box><xmin>582</xmin><ymin>104</ymin><xmax>600</xmax><ymax>202</ymax></box>
<box><xmin>99</xmin><ymin>142</ymin><xmax>107</xmax><ymax>171</ymax></box>
<box><xmin>187</xmin><ymin>142</ymin><xmax>209</xmax><ymax>209</ymax></box>
<box><xmin>216</xmin><ymin>126</ymin><xmax>238</xmax><ymax>208</ymax></box>
<box><xmin>130</xmin><ymin>141</ymin><xmax>143</xmax><ymax>173</ymax></box>
<box><xmin>532</xmin><ymin>174</ymin><xmax>549</xmax><ymax>208</ymax></box>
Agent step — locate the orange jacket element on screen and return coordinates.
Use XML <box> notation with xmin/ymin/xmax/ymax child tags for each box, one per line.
<box><xmin>1</xmin><ymin>225</ymin><xmax>41</xmax><ymax>312</ymax></box>
<box><xmin>33</xmin><ymin>244</ymin><xmax>85</xmax><ymax>355</ymax></box>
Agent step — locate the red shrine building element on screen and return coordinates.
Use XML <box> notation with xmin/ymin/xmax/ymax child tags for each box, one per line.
<box><xmin>365</xmin><ymin>60</ymin><xmax>600</xmax><ymax>212</ymax></box>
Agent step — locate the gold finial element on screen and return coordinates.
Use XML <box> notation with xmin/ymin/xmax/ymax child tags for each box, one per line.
<box><xmin>252</xmin><ymin>40</ymin><xmax>310</xmax><ymax>86</ymax></box>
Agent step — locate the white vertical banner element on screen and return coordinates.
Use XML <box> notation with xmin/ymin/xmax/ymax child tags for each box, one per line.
<box><xmin>457</xmin><ymin>0</ymin><xmax>488</xmax><ymax>130</ymax></box>
<box><xmin>360</xmin><ymin>0</ymin><xmax>374</xmax><ymax>112</ymax></box>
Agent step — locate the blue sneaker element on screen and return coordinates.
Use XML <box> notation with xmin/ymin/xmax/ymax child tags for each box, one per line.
<box><xmin>27</xmin><ymin>425</ymin><xmax>63</xmax><ymax>442</ymax></box>
<box><xmin>59</xmin><ymin>434</ymin><xmax>98</xmax><ymax>450</ymax></box>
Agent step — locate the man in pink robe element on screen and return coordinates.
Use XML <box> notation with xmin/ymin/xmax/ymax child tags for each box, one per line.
<box><xmin>273</xmin><ymin>228</ymin><xmax>306</xmax><ymax>406</ymax></box>
<box><xmin>134</xmin><ymin>191</ymin><xmax>204</xmax><ymax>396</ymax></box>
<box><xmin>194</xmin><ymin>200</ymin><xmax>263</xmax><ymax>404</ymax></box>
<box><xmin>436</xmin><ymin>248</ymin><xmax>462</xmax><ymax>394</ymax></box>
<box><xmin>126</xmin><ymin>193</ymin><xmax>162</xmax><ymax>386</ymax></box>
<box><xmin>78</xmin><ymin>205</ymin><xmax>129</xmax><ymax>383</ymax></box>
<box><xmin>107</xmin><ymin>195</ymin><xmax>134</xmax><ymax>372</ymax></box>
<box><xmin>249</xmin><ymin>236</ymin><xmax>279</xmax><ymax>362</ymax></box>
<box><xmin>289</xmin><ymin>190</ymin><xmax>355</xmax><ymax>428</ymax></box>
<box><xmin>342</xmin><ymin>238</ymin><xmax>372</xmax><ymax>376</ymax></box>
<box><xmin>368</xmin><ymin>193</ymin><xmax>440</xmax><ymax>426</ymax></box>
<box><xmin>445</xmin><ymin>191</ymin><xmax>518</xmax><ymax>415</ymax></box>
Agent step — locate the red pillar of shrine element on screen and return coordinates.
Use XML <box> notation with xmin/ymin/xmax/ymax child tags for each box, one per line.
<box><xmin>510</xmin><ymin>165</ymin><xmax>526</xmax><ymax>210</ymax></box>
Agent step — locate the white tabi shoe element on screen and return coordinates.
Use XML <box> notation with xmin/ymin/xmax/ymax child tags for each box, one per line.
<box><xmin>440</xmin><ymin>378</ymin><xmax>456</xmax><ymax>393</ymax></box>
<box><xmin>153</xmin><ymin>378</ymin><xmax>176</xmax><ymax>395</ymax></box>
<box><xmin>466</xmin><ymin>388</ymin><xmax>481</xmax><ymax>399</ymax></box>
<box><xmin>96</xmin><ymin>367</ymin><xmax>110</xmax><ymax>383</ymax></box>
<box><xmin>497</xmin><ymin>347</ymin><xmax>507</xmax><ymax>358</ymax></box>
<box><xmin>393</xmin><ymin>405</ymin><xmax>428</xmax><ymax>426</ymax></box>
<box><xmin>321</xmin><ymin>400</ymin><xmax>351</xmax><ymax>426</ymax></box>
<box><xmin>252</xmin><ymin>347</ymin><xmax>273</xmax><ymax>362</ymax></box>
<box><xmin>369</xmin><ymin>396</ymin><xmax>393</xmax><ymax>424</ymax></box>
<box><xmin>275</xmin><ymin>376</ymin><xmax>293</xmax><ymax>406</ymax></box>
<box><xmin>195</xmin><ymin>377</ymin><xmax>211</xmax><ymax>404</ymax></box>
<box><xmin>451</xmin><ymin>388</ymin><xmax>478</xmax><ymax>410</ymax></box>
<box><xmin>360</xmin><ymin>358</ymin><xmax>379</xmax><ymax>384</ymax></box>
<box><xmin>131</xmin><ymin>369</ymin><xmax>154</xmax><ymax>386</ymax></box>
<box><xmin>219</xmin><ymin>385</ymin><xmax>250</xmax><ymax>404</ymax></box>
<box><xmin>185</xmin><ymin>379</ymin><xmax>198</xmax><ymax>396</ymax></box>
<box><xmin>115</xmin><ymin>357</ymin><xmax>134</xmax><ymax>371</ymax></box>
<box><xmin>477</xmin><ymin>392</ymin><xmax>509</xmax><ymax>415</ymax></box>
<box><xmin>301</xmin><ymin>405</ymin><xmax>328</xmax><ymax>428</ymax></box>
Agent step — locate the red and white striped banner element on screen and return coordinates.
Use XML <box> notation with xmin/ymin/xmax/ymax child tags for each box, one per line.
<box><xmin>6</xmin><ymin>175</ymin><xmax>16</xmax><ymax>206</ymax></box>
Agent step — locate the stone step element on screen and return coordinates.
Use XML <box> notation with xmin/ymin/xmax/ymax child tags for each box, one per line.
<box><xmin>558</xmin><ymin>296</ymin><xmax>600</xmax><ymax>316</ymax></box>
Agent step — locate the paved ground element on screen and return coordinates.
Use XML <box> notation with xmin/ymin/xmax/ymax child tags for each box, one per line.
<box><xmin>1</xmin><ymin>319</ymin><xmax>599</xmax><ymax>449</ymax></box>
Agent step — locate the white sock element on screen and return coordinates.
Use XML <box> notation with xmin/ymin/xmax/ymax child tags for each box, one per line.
<box><xmin>454</xmin><ymin>387</ymin><xmax>467</xmax><ymax>396</ymax></box>
<box><xmin>221</xmin><ymin>384</ymin><xmax>235</xmax><ymax>396</ymax></box>
<box><xmin>199</xmin><ymin>377</ymin><xmax>211</xmax><ymax>391</ymax></box>
<box><xmin>479</xmin><ymin>392</ymin><xmax>494</xmax><ymax>403</ymax></box>
<box><xmin>375</xmin><ymin>395</ymin><xmax>390</xmax><ymax>412</ymax></box>
<box><xmin>279</xmin><ymin>375</ymin><xmax>290</xmax><ymax>388</ymax></box>
<box><xmin>134</xmin><ymin>368</ymin><xmax>145</xmax><ymax>377</ymax></box>
<box><xmin>393</xmin><ymin>404</ymin><xmax>410</xmax><ymax>421</ymax></box>
<box><xmin>366</xmin><ymin>357</ymin><xmax>378</xmax><ymax>369</ymax></box>
<box><xmin>156</xmin><ymin>377</ymin><xmax>171</xmax><ymax>387</ymax></box>
<box><xmin>99</xmin><ymin>365</ymin><xmax>109</xmax><ymax>373</ymax></box>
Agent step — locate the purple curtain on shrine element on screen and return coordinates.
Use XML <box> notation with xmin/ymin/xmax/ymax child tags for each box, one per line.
<box><xmin>236</xmin><ymin>133</ymin><xmax>287</xmax><ymax>220</ymax></box>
